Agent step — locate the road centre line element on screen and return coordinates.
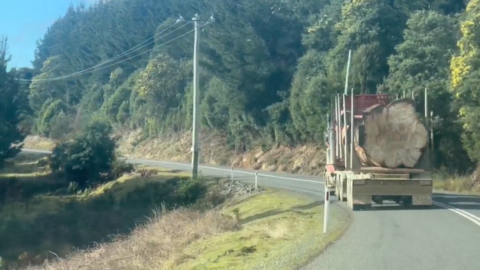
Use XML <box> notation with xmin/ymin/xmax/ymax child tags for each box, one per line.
<box><xmin>432</xmin><ymin>201</ymin><xmax>480</xmax><ymax>228</ymax></box>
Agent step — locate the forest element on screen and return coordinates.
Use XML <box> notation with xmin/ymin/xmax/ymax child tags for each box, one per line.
<box><xmin>1</xmin><ymin>0</ymin><xmax>476</xmax><ymax>174</ymax></box>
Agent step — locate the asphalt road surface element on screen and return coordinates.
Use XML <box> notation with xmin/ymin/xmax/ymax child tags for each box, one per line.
<box><xmin>22</xmin><ymin>149</ymin><xmax>480</xmax><ymax>270</ymax></box>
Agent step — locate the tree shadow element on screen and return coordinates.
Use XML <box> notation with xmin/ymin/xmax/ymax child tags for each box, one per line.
<box><xmin>432</xmin><ymin>192</ymin><xmax>480</xmax><ymax>210</ymax></box>
<box><xmin>240</xmin><ymin>201</ymin><xmax>323</xmax><ymax>225</ymax></box>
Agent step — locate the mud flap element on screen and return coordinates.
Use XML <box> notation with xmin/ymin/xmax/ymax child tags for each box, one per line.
<box><xmin>412</xmin><ymin>195</ymin><xmax>432</xmax><ymax>206</ymax></box>
<box><xmin>352</xmin><ymin>195</ymin><xmax>372</xmax><ymax>205</ymax></box>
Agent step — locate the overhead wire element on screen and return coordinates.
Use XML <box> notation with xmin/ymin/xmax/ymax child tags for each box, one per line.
<box><xmin>22</xmin><ymin>22</ymin><xmax>190</xmax><ymax>83</ymax></box>
<box><xmin>20</xmin><ymin>21</ymin><xmax>194</xmax><ymax>83</ymax></box>
<box><xmin>90</xmin><ymin>21</ymin><xmax>183</xmax><ymax>69</ymax></box>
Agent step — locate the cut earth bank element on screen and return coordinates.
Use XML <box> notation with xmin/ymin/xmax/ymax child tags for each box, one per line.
<box><xmin>23</xmin><ymin>132</ymin><xmax>480</xmax><ymax>195</ymax></box>
<box><xmin>23</xmin><ymin>130</ymin><xmax>327</xmax><ymax>176</ymax></box>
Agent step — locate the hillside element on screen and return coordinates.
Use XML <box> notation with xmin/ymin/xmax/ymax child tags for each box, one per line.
<box><xmin>24</xmin><ymin>131</ymin><xmax>327</xmax><ymax>175</ymax></box>
<box><xmin>11</xmin><ymin>0</ymin><xmax>480</xmax><ymax>175</ymax></box>
<box><xmin>0</xmin><ymin>153</ymin><xmax>349</xmax><ymax>269</ymax></box>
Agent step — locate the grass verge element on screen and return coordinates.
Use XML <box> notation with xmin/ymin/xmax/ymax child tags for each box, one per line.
<box><xmin>1</xmin><ymin>153</ymin><xmax>349</xmax><ymax>270</ymax></box>
<box><xmin>433</xmin><ymin>174</ymin><xmax>480</xmax><ymax>195</ymax></box>
<box><xmin>0</xmin><ymin>155</ymin><xmax>209</xmax><ymax>269</ymax></box>
<box><xmin>170</xmin><ymin>190</ymin><xmax>349</xmax><ymax>270</ymax></box>
<box><xmin>24</xmin><ymin>189</ymin><xmax>349</xmax><ymax>270</ymax></box>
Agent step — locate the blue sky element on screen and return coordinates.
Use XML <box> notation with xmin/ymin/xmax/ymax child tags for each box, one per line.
<box><xmin>0</xmin><ymin>0</ymin><xmax>96</xmax><ymax>68</ymax></box>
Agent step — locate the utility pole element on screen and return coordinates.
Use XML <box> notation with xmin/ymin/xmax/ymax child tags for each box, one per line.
<box><xmin>344</xmin><ymin>50</ymin><xmax>352</xmax><ymax>95</ymax></box>
<box><xmin>190</xmin><ymin>13</ymin><xmax>215</xmax><ymax>179</ymax></box>
<box><xmin>191</xmin><ymin>13</ymin><xmax>201</xmax><ymax>179</ymax></box>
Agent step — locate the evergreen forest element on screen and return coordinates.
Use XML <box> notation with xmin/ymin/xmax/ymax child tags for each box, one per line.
<box><xmin>3</xmin><ymin>0</ymin><xmax>478</xmax><ymax>173</ymax></box>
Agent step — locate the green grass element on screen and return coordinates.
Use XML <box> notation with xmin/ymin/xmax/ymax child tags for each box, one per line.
<box><xmin>0</xmin><ymin>156</ymin><xmax>210</xmax><ymax>269</ymax></box>
<box><xmin>0</xmin><ymin>154</ymin><xmax>349</xmax><ymax>270</ymax></box>
<box><xmin>170</xmin><ymin>190</ymin><xmax>346</xmax><ymax>270</ymax></box>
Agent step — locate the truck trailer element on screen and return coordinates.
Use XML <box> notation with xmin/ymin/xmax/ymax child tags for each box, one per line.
<box><xmin>324</xmin><ymin>91</ymin><xmax>434</xmax><ymax>210</ymax></box>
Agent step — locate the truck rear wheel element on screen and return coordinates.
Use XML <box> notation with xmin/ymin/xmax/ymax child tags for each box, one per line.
<box><xmin>340</xmin><ymin>179</ymin><xmax>347</xmax><ymax>201</ymax></box>
<box><xmin>402</xmin><ymin>196</ymin><xmax>413</xmax><ymax>206</ymax></box>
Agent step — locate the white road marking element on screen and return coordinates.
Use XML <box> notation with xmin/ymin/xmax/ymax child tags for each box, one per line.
<box><xmin>433</xmin><ymin>194</ymin><xmax>479</xmax><ymax>199</ymax></box>
<box><xmin>449</xmin><ymin>202</ymin><xmax>480</xmax><ymax>206</ymax></box>
<box><xmin>133</xmin><ymin>158</ymin><xmax>324</xmax><ymax>184</ymax></box>
<box><xmin>433</xmin><ymin>201</ymin><xmax>480</xmax><ymax>227</ymax></box>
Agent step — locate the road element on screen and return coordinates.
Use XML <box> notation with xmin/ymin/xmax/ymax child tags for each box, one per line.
<box><xmin>22</xmin><ymin>149</ymin><xmax>480</xmax><ymax>270</ymax></box>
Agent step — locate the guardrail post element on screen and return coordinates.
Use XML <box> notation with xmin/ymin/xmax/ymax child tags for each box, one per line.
<box><xmin>231</xmin><ymin>166</ymin><xmax>234</xmax><ymax>182</ymax></box>
<box><xmin>255</xmin><ymin>170</ymin><xmax>258</xmax><ymax>190</ymax></box>
<box><xmin>323</xmin><ymin>181</ymin><xmax>330</xmax><ymax>234</ymax></box>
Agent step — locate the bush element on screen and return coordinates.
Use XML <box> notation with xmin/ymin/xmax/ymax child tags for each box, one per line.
<box><xmin>176</xmin><ymin>179</ymin><xmax>207</xmax><ymax>205</ymax></box>
<box><xmin>50</xmin><ymin>118</ymin><xmax>116</xmax><ymax>188</ymax></box>
<box><xmin>111</xmin><ymin>159</ymin><xmax>134</xmax><ymax>179</ymax></box>
<box><xmin>48</xmin><ymin>111</ymin><xmax>74</xmax><ymax>140</ymax></box>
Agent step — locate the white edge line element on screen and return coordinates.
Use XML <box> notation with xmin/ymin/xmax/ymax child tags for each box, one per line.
<box><xmin>433</xmin><ymin>201</ymin><xmax>480</xmax><ymax>227</ymax></box>
<box><xmin>22</xmin><ymin>149</ymin><xmax>324</xmax><ymax>184</ymax></box>
<box><xmin>433</xmin><ymin>201</ymin><xmax>480</xmax><ymax>222</ymax></box>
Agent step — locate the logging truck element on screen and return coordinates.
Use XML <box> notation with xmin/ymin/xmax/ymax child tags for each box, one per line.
<box><xmin>323</xmin><ymin>91</ymin><xmax>434</xmax><ymax>210</ymax></box>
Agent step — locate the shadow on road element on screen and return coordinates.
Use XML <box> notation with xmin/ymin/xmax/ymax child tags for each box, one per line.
<box><xmin>433</xmin><ymin>192</ymin><xmax>480</xmax><ymax>210</ymax></box>
<box><xmin>335</xmin><ymin>193</ymin><xmax>480</xmax><ymax>211</ymax></box>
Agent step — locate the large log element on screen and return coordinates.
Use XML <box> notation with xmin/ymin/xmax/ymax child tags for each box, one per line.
<box><xmin>356</xmin><ymin>99</ymin><xmax>428</xmax><ymax>168</ymax></box>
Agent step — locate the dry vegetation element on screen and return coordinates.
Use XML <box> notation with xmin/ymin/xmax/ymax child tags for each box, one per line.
<box><xmin>24</xmin><ymin>190</ymin><xmax>348</xmax><ymax>270</ymax></box>
<box><xmin>22</xmin><ymin>136</ymin><xmax>56</xmax><ymax>151</ymax></box>
<box><xmin>26</xmin><ymin>209</ymin><xmax>235</xmax><ymax>270</ymax></box>
<box><xmin>433</xmin><ymin>173</ymin><xmax>480</xmax><ymax>195</ymax></box>
<box><xmin>1</xmin><ymin>152</ymin><xmax>348</xmax><ymax>270</ymax></box>
<box><xmin>0</xmin><ymin>154</ymin><xmax>214</xmax><ymax>269</ymax></box>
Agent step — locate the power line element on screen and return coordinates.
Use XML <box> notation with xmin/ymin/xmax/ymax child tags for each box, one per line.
<box><xmin>21</xmin><ymin>21</ymin><xmax>192</xmax><ymax>83</ymax></box>
<box><xmin>23</xmin><ymin>22</ymin><xmax>190</xmax><ymax>82</ymax></box>
<box><xmin>22</xmin><ymin>27</ymin><xmax>199</xmax><ymax>84</ymax></box>
<box><xmin>90</xmin><ymin>21</ymin><xmax>188</xmax><ymax>69</ymax></box>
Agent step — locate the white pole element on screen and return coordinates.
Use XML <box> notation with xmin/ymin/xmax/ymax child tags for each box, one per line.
<box><xmin>323</xmin><ymin>181</ymin><xmax>330</xmax><ymax>234</ymax></box>
<box><xmin>350</xmin><ymin>88</ymin><xmax>354</xmax><ymax>169</ymax></box>
<box><xmin>343</xmin><ymin>94</ymin><xmax>347</xmax><ymax>168</ymax></box>
<box><xmin>344</xmin><ymin>50</ymin><xmax>352</xmax><ymax>95</ymax></box>
<box><xmin>255</xmin><ymin>170</ymin><xmax>258</xmax><ymax>190</ymax></box>
<box><xmin>332</xmin><ymin>95</ymin><xmax>340</xmax><ymax>157</ymax></box>
<box><xmin>342</xmin><ymin>50</ymin><xmax>352</xmax><ymax>167</ymax></box>
<box><xmin>231</xmin><ymin>166</ymin><xmax>234</xmax><ymax>182</ymax></box>
<box><xmin>337</xmin><ymin>95</ymin><xmax>342</xmax><ymax>160</ymax></box>
<box><xmin>191</xmin><ymin>14</ymin><xmax>201</xmax><ymax>179</ymax></box>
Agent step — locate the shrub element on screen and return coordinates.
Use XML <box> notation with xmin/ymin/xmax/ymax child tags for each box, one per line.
<box><xmin>50</xmin><ymin>118</ymin><xmax>116</xmax><ymax>188</ymax></box>
<box><xmin>111</xmin><ymin>159</ymin><xmax>134</xmax><ymax>179</ymax></box>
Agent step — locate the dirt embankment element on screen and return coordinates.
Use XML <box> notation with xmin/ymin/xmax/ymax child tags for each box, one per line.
<box><xmin>24</xmin><ymin>131</ymin><xmax>327</xmax><ymax>176</ymax></box>
<box><xmin>117</xmin><ymin>131</ymin><xmax>326</xmax><ymax>175</ymax></box>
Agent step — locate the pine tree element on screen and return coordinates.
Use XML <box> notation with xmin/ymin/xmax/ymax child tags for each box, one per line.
<box><xmin>0</xmin><ymin>37</ymin><xmax>27</xmax><ymax>166</ymax></box>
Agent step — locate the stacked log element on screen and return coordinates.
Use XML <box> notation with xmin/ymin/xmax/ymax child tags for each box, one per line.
<box><xmin>356</xmin><ymin>99</ymin><xmax>428</xmax><ymax>168</ymax></box>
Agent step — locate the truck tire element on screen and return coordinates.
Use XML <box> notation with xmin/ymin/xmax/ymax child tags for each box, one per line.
<box><xmin>340</xmin><ymin>178</ymin><xmax>347</xmax><ymax>202</ymax></box>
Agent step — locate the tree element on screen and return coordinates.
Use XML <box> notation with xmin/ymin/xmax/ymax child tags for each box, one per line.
<box><xmin>25</xmin><ymin>0</ymin><xmax>470</xmax><ymax>173</ymax></box>
<box><xmin>50</xmin><ymin>117</ymin><xmax>116</xmax><ymax>187</ymax></box>
<box><xmin>450</xmin><ymin>0</ymin><xmax>480</xmax><ymax>163</ymax></box>
<box><xmin>385</xmin><ymin>11</ymin><xmax>471</xmax><ymax>172</ymax></box>
<box><xmin>0</xmin><ymin>37</ymin><xmax>27</xmax><ymax>166</ymax></box>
